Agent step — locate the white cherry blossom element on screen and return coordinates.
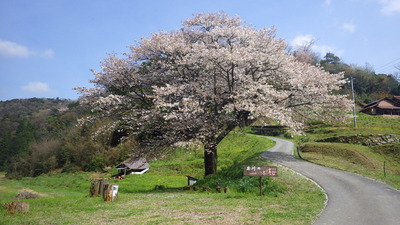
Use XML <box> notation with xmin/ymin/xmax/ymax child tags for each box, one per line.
<box><xmin>77</xmin><ymin>12</ymin><xmax>352</xmax><ymax>176</ymax></box>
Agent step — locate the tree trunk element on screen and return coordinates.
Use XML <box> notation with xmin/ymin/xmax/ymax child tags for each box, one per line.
<box><xmin>90</xmin><ymin>179</ymin><xmax>108</xmax><ymax>197</ymax></box>
<box><xmin>203</xmin><ymin>123</ymin><xmax>237</xmax><ymax>176</ymax></box>
<box><xmin>204</xmin><ymin>141</ymin><xmax>217</xmax><ymax>176</ymax></box>
<box><xmin>90</xmin><ymin>180</ymin><xmax>100</xmax><ymax>197</ymax></box>
<box><xmin>103</xmin><ymin>184</ymin><xmax>118</xmax><ymax>202</ymax></box>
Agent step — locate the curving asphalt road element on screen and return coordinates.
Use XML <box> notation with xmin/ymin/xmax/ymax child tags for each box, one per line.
<box><xmin>261</xmin><ymin>137</ymin><xmax>400</xmax><ymax>225</ymax></box>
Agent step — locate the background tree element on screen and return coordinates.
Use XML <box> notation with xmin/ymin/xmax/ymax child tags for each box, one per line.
<box><xmin>319</xmin><ymin>53</ymin><xmax>400</xmax><ymax>103</ymax></box>
<box><xmin>77</xmin><ymin>12</ymin><xmax>352</xmax><ymax>176</ymax></box>
<box><xmin>291</xmin><ymin>38</ymin><xmax>320</xmax><ymax>65</ymax></box>
<box><xmin>0</xmin><ymin>132</ymin><xmax>12</xmax><ymax>171</ymax></box>
<box><xmin>394</xmin><ymin>63</ymin><xmax>400</xmax><ymax>83</ymax></box>
<box><xmin>320</xmin><ymin>52</ymin><xmax>341</xmax><ymax>65</ymax></box>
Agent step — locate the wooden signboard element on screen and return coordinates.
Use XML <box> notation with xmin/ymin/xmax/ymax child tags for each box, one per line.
<box><xmin>243</xmin><ymin>165</ymin><xmax>278</xmax><ymax>177</ymax></box>
<box><xmin>243</xmin><ymin>165</ymin><xmax>278</xmax><ymax>196</ymax></box>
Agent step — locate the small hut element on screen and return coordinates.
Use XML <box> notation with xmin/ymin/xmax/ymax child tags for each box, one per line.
<box><xmin>360</xmin><ymin>96</ymin><xmax>400</xmax><ymax>116</ymax></box>
<box><xmin>116</xmin><ymin>158</ymin><xmax>150</xmax><ymax>175</ymax></box>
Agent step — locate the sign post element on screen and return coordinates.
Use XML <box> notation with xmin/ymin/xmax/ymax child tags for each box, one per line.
<box><xmin>243</xmin><ymin>165</ymin><xmax>278</xmax><ymax>196</ymax></box>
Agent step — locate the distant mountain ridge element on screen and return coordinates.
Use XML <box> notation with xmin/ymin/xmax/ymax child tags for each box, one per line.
<box><xmin>0</xmin><ymin>98</ymin><xmax>73</xmax><ymax>137</ymax></box>
<box><xmin>0</xmin><ymin>98</ymin><xmax>71</xmax><ymax>119</ymax></box>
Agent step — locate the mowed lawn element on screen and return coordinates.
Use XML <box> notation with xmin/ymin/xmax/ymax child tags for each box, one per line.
<box><xmin>0</xmin><ymin>133</ymin><xmax>325</xmax><ymax>224</ymax></box>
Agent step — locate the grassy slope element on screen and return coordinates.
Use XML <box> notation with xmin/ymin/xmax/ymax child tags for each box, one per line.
<box><xmin>300</xmin><ymin>113</ymin><xmax>400</xmax><ymax>190</ymax></box>
<box><xmin>0</xmin><ymin>133</ymin><xmax>325</xmax><ymax>225</ymax></box>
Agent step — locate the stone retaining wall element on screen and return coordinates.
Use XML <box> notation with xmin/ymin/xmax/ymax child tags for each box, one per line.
<box><xmin>317</xmin><ymin>134</ymin><xmax>399</xmax><ymax>146</ymax></box>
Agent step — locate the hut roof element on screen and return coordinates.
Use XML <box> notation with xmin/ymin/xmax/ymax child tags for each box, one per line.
<box><xmin>360</xmin><ymin>96</ymin><xmax>400</xmax><ymax>112</ymax></box>
<box><xmin>117</xmin><ymin>158</ymin><xmax>150</xmax><ymax>170</ymax></box>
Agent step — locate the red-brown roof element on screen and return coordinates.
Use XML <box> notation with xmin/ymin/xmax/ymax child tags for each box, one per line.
<box><xmin>361</xmin><ymin>96</ymin><xmax>400</xmax><ymax>111</ymax></box>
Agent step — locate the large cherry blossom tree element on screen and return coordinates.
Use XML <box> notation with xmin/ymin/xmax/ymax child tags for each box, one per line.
<box><xmin>76</xmin><ymin>12</ymin><xmax>352</xmax><ymax>176</ymax></box>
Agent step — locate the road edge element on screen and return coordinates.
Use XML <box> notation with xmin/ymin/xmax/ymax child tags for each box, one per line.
<box><xmin>262</xmin><ymin>136</ymin><xmax>329</xmax><ymax>224</ymax></box>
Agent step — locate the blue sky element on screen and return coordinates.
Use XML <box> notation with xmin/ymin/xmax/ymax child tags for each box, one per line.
<box><xmin>1</xmin><ymin>0</ymin><xmax>400</xmax><ymax>101</ymax></box>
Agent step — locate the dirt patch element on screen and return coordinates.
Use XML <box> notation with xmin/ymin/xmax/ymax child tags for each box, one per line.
<box><xmin>15</xmin><ymin>188</ymin><xmax>50</xmax><ymax>199</ymax></box>
<box><xmin>14</xmin><ymin>191</ymin><xmax>40</xmax><ymax>200</ymax></box>
<box><xmin>89</xmin><ymin>172</ymin><xmax>108</xmax><ymax>180</ymax></box>
<box><xmin>92</xmin><ymin>194</ymin><xmax>266</xmax><ymax>225</ymax></box>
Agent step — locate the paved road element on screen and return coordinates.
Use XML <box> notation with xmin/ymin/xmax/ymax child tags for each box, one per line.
<box><xmin>261</xmin><ymin>137</ymin><xmax>400</xmax><ymax>225</ymax></box>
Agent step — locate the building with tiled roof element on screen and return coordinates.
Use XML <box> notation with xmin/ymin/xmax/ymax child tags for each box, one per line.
<box><xmin>360</xmin><ymin>96</ymin><xmax>400</xmax><ymax>116</ymax></box>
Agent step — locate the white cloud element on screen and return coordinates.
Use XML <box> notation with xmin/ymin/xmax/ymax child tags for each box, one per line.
<box><xmin>379</xmin><ymin>0</ymin><xmax>400</xmax><ymax>15</ymax></box>
<box><xmin>42</xmin><ymin>49</ymin><xmax>55</xmax><ymax>58</ymax></box>
<box><xmin>291</xmin><ymin>34</ymin><xmax>315</xmax><ymax>49</ymax></box>
<box><xmin>0</xmin><ymin>39</ymin><xmax>55</xmax><ymax>59</ymax></box>
<box><xmin>21</xmin><ymin>82</ymin><xmax>51</xmax><ymax>93</ymax></box>
<box><xmin>342</xmin><ymin>22</ymin><xmax>356</xmax><ymax>33</ymax></box>
<box><xmin>291</xmin><ymin>34</ymin><xmax>344</xmax><ymax>58</ymax></box>
<box><xmin>0</xmin><ymin>39</ymin><xmax>31</xmax><ymax>58</ymax></box>
<box><xmin>323</xmin><ymin>0</ymin><xmax>333</xmax><ymax>7</ymax></box>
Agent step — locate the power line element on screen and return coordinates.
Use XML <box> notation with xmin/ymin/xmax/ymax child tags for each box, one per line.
<box><xmin>376</xmin><ymin>57</ymin><xmax>400</xmax><ymax>70</ymax></box>
<box><xmin>376</xmin><ymin>57</ymin><xmax>400</xmax><ymax>73</ymax></box>
<box><xmin>379</xmin><ymin>65</ymin><xmax>399</xmax><ymax>74</ymax></box>
<box><xmin>379</xmin><ymin>65</ymin><xmax>399</xmax><ymax>73</ymax></box>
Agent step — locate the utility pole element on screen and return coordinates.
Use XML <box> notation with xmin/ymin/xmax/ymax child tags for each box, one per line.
<box><xmin>350</xmin><ymin>77</ymin><xmax>357</xmax><ymax>128</ymax></box>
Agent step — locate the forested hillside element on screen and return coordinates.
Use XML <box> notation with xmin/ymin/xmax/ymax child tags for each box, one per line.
<box><xmin>319</xmin><ymin>53</ymin><xmax>400</xmax><ymax>103</ymax></box>
<box><xmin>292</xmin><ymin>48</ymin><xmax>400</xmax><ymax>104</ymax></box>
<box><xmin>0</xmin><ymin>53</ymin><xmax>399</xmax><ymax>178</ymax></box>
<box><xmin>0</xmin><ymin>98</ymin><xmax>71</xmax><ymax>138</ymax></box>
<box><xmin>0</xmin><ymin>98</ymin><xmax>133</xmax><ymax>178</ymax></box>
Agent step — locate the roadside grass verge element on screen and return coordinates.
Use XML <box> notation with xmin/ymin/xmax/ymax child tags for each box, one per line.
<box><xmin>0</xmin><ymin>133</ymin><xmax>325</xmax><ymax>224</ymax></box>
<box><xmin>300</xmin><ymin>114</ymin><xmax>400</xmax><ymax>190</ymax></box>
<box><xmin>306</xmin><ymin>114</ymin><xmax>400</xmax><ymax>139</ymax></box>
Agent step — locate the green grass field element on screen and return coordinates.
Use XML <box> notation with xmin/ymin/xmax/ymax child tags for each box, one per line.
<box><xmin>0</xmin><ymin>133</ymin><xmax>325</xmax><ymax>224</ymax></box>
<box><xmin>1</xmin><ymin>113</ymin><xmax>398</xmax><ymax>224</ymax></box>
<box><xmin>299</xmin><ymin>113</ymin><xmax>400</xmax><ymax>190</ymax></box>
